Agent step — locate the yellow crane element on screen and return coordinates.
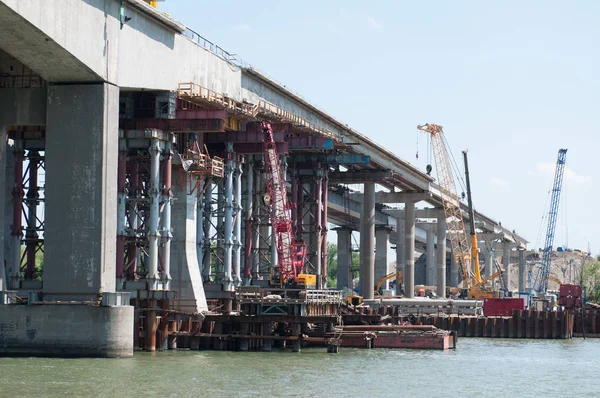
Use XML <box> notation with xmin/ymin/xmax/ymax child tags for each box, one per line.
<box><xmin>418</xmin><ymin>124</ymin><xmax>501</xmax><ymax>299</ymax></box>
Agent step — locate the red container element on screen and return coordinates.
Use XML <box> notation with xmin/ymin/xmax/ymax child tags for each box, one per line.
<box><xmin>483</xmin><ymin>298</ymin><xmax>525</xmax><ymax>317</ymax></box>
<box><xmin>558</xmin><ymin>284</ymin><xmax>582</xmax><ymax>308</ymax></box>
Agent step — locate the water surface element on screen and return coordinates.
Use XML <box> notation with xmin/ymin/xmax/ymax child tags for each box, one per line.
<box><xmin>1</xmin><ymin>339</ymin><xmax>598</xmax><ymax>397</ymax></box>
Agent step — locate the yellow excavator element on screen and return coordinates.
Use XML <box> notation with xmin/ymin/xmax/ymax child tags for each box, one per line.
<box><xmin>374</xmin><ymin>271</ymin><xmax>402</xmax><ymax>296</ymax></box>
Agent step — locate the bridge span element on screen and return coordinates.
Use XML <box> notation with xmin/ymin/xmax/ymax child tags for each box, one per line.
<box><xmin>0</xmin><ymin>0</ymin><xmax>526</xmax><ymax>357</ymax></box>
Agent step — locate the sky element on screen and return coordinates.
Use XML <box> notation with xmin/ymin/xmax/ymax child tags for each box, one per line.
<box><xmin>160</xmin><ymin>0</ymin><xmax>599</xmax><ymax>253</ymax></box>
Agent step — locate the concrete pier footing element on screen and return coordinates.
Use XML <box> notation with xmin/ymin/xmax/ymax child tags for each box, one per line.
<box><xmin>0</xmin><ymin>304</ymin><xmax>133</xmax><ymax>358</ymax></box>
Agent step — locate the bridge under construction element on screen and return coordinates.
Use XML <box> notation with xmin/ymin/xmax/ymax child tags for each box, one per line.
<box><xmin>0</xmin><ymin>0</ymin><xmax>530</xmax><ymax>357</ymax></box>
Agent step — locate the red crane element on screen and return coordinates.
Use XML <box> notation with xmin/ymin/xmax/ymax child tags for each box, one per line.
<box><xmin>261</xmin><ymin>121</ymin><xmax>306</xmax><ymax>285</ymax></box>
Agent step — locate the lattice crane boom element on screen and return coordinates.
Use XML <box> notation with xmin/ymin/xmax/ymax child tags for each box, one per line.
<box><xmin>261</xmin><ymin>121</ymin><xmax>306</xmax><ymax>284</ymax></box>
<box><xmin>536</xmin><ymin>149</ymin><xmax>567</xmax><ymax>294</ymax></box>
<box><xmin>418</xmin><ymin>124</ymin><xmax>474</xmax><ymax>288</ymax></box>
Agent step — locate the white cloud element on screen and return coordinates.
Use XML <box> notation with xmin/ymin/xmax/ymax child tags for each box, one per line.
<box><xmin>535</xmin><ymin>161</ymin><xmax>591</xmax><ymax>184</ymax></box>
<box><xmin>231</xmin><ymin>24</ymin><xmax>252</xmax><ymax>32</ymax></box>
<box><xmin>490</xmin><ymin>177</ymin><xmax>509</xmax><ymax>187</ymax></box>
<box><xmin>367</xmin><ymin>17</ymin><xmax>383</xmax><ymax>29</ymax></box>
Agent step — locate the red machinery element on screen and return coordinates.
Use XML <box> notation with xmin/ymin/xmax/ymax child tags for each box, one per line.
<box><xmin>558</xmin><ymin>284</ymin><xmax>582</xmax><ymax>308</ymax></box>
<box><xmin>483</xmin><ymin>298</ymin><xmax>525</xmax><ymax>317</ymax></box>
<box><xmin>261</xmin><ymin>121</ymin><xmax>306</xmax><ymax>284</ymax></box>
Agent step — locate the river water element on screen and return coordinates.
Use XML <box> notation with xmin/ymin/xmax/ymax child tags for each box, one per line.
<box><xmin>1</xmin><ymin>339</ymin><xmax>599</xmax><ymax>398</ymax></box>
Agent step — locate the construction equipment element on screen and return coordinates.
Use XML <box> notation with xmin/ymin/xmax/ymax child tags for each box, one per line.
<box><xmin>418</xmin><ymin>124</ymin><xmax>476</xmax><ymax>296</ymax></box>
<box><xmin>462</xmin><ymin>150</ymin><xmax>481</xmax><ymax>283</ymax></box>
<box><xmin>261</xmin><ymin>121</ymin><xmax>307</xmax><ymax>286</ymax></box>
<box><xmin>374</xmin><ymin>271</ymin><xmax>402</xmax><ymax>296</ymax></box>
<box><xmin>418</xmin><ymin>124</ymin><xmax>501</xmax><ymax>299</ymax></box>
<box><xmin>534</xmin><ymin>149</ymin><xmax>567</xmax><ymax>294</ymax></box>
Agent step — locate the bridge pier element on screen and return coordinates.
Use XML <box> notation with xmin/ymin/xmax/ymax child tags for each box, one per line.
<box><xmin>436</xmin><ymin>216</ymin><xmax>447</xmax><ymax>297</ymax></box>
<box><xmin>336</xmin><ymin>228</ymin><xmax>352</xmax><ymax>290</ymax></box>
<box><xmin>375</xmin><ymin>226</ymin><xmax>390</xmax><ymax>292</ymax></box>
<box><xmin>359</xmin><ymin>182</ymin><xmax>375</xmax><ymax>299</ymax></box>
<box><xmin>395</xmin><ymin>217</ymin><xmax>405</xmax><ymax>295</ymax></box>
<box><xmin>518</xmin><ymin>249</ymin><xmax>526</xmax><ymax>292</ymax></box>
<box><xmin>425</xmin><ymin>227</ymin><xmax>435</xmax><ymax>287</ymax></box>
<box><xmin>503</xmin><ymin>242</ymin><xmax>512</xmax><ymax>291</ymax></box>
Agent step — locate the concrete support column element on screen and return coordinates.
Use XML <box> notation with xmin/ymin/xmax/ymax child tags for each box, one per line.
<box><xmin>233</xmin><ymin>161</ymin><xmax>243</xmax><ymax>286</ymax></box>
<box><xmin>395</xmin><ymin>218</ymin><xmax>405</xmax><ymax>295</ymax></box>
<box><xmin>116</xmin><ymin>147</ymin><xmax>127</xmax><ymax>288</ymax></box>
<box><xmin>519</xmin><ymin>249</ymin><xmax>526</xmax><ymax>292</ymax></box>
<box><xmin>336</xmin><ymin>228</ymin><xmax>351</xmax><ymax>290</ymax></box>
<box><xmin>44</xmin><ymin>84</ymin><xmax>118</xmax><ymax>300</ymax></box>
<box><xmin>321</xmin><ymin>174</ymin><xmax>329</xmax><ymax>287</ymax></box>
<box><xmin>0</xmin><ymin>132</ymin><xmax>5</xmax><ymax>291</ymax></box>
<box><xmin>314</xmin><ymin>173</ymin><xmax>323</xmax><ymax>288</ymax></box>
<box><xmin>243</xmin><ymin>161</ymin><xmax>254</xmax><ymax>285</ymax></box>
<box><xmin>9</xmin><ymin>141</ymin><xmax>23</xmax><ymax>290</ymax></box>
<box><xmin>503</xmin><ymin>242</ymin><xmax>511</xmax><ymax>291</ymax></box>
<box><xmin>196</xmin><ymin>180</ymin><xmax>205</xmax><ymax>277</ymax></box>
<box><xmin>202</xmin><ymin>181</ymin><xmax>212</xmax><ymax>282</ymax></box>
<box><xmin>450</xmin><ymin>256</ymin><xmax>459</xmax><ymax>288</ymax></box>
<box><xmin>375</xmin><ymin>227</ymin><xmax>389</xmax><ymax>292</ymax></box>
<box><xmin>222</xmin><ymin>157</ymin><xmax>234</xmax><ymax>292</ymax></box>
<box><xmin>161</xmin><ymin>140</ymin><xmax>173</xmax><ymax>290</ymax></box>
<box><xmin>426</xmin><ymin>228</ymin><xmax>435</xmax><ymax>287</ymax></box>
<box><xmin>436</xmin><ymin>216</ymin><xmax>447</xmax><ymax>297</ymax></box>
<box><xmin>170</xmin><ymin>173</ymin><xmax>208</xmax><ymax>313</ymax></box>
<box><xmin>147</xmin><ymin>137</ymin><xmax>161</xmax><ymax>290</ymax></box>
<box><xmin>404</xmin><ymin>202</ymin><xmax>415</xmax><ymax>298</ymax></box>
<box><xmin>252</xmin><ymin>165</ymin><xmax>262</xmax><ymax>279</ymax></box>
<box><xmin>126</xmin><ymin>160</ymin><xmax>140</xmax><ymax>280</ymax></box>
<box><xmin>359</xmin><ymin>182</ymin><xmax>375</xmax><ymax>299</ymax></box>
<box><xmin>487</xmin><ymin>245</ymin><xmax>495</xmax><ymax>280</ymax></box>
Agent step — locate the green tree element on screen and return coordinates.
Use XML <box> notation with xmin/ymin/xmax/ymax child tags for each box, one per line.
<box><xmin>326</xmin><ymin>242</ymin><xmax>360</xmax><ymax>288</ymax></box>
<box><xmin>581</xmin><ymin>260</ymin><xmax>600</xmax><ymax>303</ymax></box>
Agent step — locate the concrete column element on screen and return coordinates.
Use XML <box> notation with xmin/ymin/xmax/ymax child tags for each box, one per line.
<box><xmin>519</xmin><ymin>249</ymin><xmax>526</xmax><ymax>292</ymax></box>
<box><xmin>359</xmin><ymin>182</ymin><xmax>375</xmax><ymax>299</ymax></box>
<box><xmin>243</xmin><ymin>161</ymin><xmax>254</xmax><ymax>285</ymax></box>
<box><xmin>314</xmin><ymin>175</ymin><xmax>323</xmax><ymax>288</ymax></box>
<box><xmin>336</xmin><ymin>228</ymin><xmax>351</xmax><ymax>290</ymax></box>
<box><xmin>222</xmin><ymin>158</ymin><xmax>234</xmax><ymax>292</ymax></box>
<box><xmin>233</xmin><ymin>161</ymin><xmax>243</xmax><ymax>286</ymax></box>
<box><xmin>196</xmin><ymin>180</ymin><xmax>205</xmax><ymax>277</ymax></box>
<box><xmin>450</xmin><ymin>255</ymin><xmax>459</xmax><ymax>288</ymax></box>
<box><xmin>487</xmin><ymin>245</ymin><xmax>495</xmax><ymax>280</ymax></box>
<box><xmin>404</xmin><ymin>202</ymin><xmax>415</xmax><ymax>298</ymax></box>
<box><xmin>395</xmin><ymin>218</ymin><xmax>405</xmax><ymax>295</ymax></box>
<box><xmin>161</xmin><ymin>140</ymin><xmax>173</xmax><ymax>290</ymax></box>
<box><xmin>436</xmin><ymin>216</ymin><xmax>447</xmax><ymax>297</ymax></box>
<box><xmin>216</xmin><ymin>183</ymin><xmax>225</xmax><ymax>279</ymax></box>
<box><xmin>375</xmin><ymin>228</ymin><xmax>389</xmax><ymax>292</ymax></box>
<box><xmin>147</xmin><ymin>137</ymin><xmax>161</xmax><ymax>290</ymax></box>
<box><xmin>503</xmin><ymin>242</ymin><xmax>511</xmax><ymax>291</ymax></box>
<box><xmin>9</xmin><ymin>141</ymin><xmax>23</xmax><ymax>290</ymax></box>
<box><xmin>115</xmin><ymin>147</ymin><xmax>127</xmax><ymax>288</ymax></box>
<box><xmin>170</xmin><ymin>172</ymin><xmax>208</xmax><ymax>313</ymax></box>
<box><xmin>202</xmin><ymin>181</ymin><xmax>212</xmax><ymax>282</ymax></box>
<box><xmin>0</xmin><ymin>129</ymin><xmax>6</xmax><ymax>291</ymax></box>
<box><xmin>44</xmin><ymin>84</ymin><xmax>118</xmax><ymax>300</ymax></box>
<box><xmin>252</xmin><ymin>166</ymin><xmax>262</xmax><ymax>279</ymax></box>
<box><xmin>426</xmin><ymin>228</ymin><xmax>435</xmax><ymax>287</ymax></box>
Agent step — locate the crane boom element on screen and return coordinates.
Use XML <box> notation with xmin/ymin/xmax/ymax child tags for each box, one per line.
<box><xmin>536</xmin><ymin>149</ymin><xmax>567</xmax><ymax>294</ymax></box>
<box><xmin>261</xmin><ymin>121</ymin><xmax>306</xmax><ymax>284</ymax></box>
<box><xmin>417</xmin><ymin>124</ymin><xmax>474</xmax><ymax>288</ymax></box>
<box><xmin>462</xmin><ymin>150</ymin><xmax>482</xmax><ymax>283</ymax></box>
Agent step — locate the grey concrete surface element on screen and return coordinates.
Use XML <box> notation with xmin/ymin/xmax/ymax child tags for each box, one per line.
<box><xmin>170</xmin><ymin>169</ymin><xmax>208</xmax><ymax>313</ymax></box>
<box><xmin>375</xmin><ymin>228</ymin><xmax>389</xmax><ymax>291</ymax></box>
<box><xmin>359</xmin><ymin>182</ymin><xmax>375</xmax><ymax>299</ymax></box>
<box><xmin>0</xmin><ymin>304</ymin><xmax>133</xmax><ymax>357</ymax></box>
<box><xmin>404</xmin><ymin>202</ymin><xmax>415</xmax><ymax>298</ymax></box>
<box><xmin>44</xmin><ymin>83</ymin><xmax>118</xmax><ymax>300</ymax></box>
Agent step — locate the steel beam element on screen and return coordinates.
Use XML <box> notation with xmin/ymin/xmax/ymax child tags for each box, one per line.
<box><xmin>120</xmin><ymin>118</ymin><xmax>225</xmax><ymax>132</ymax></box>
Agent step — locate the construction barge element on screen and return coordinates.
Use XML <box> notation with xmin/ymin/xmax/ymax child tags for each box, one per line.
<box><xmin>132</xmin><ymin>287</ymin><xmax>457</xmax><ymax>352</ymax></box>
